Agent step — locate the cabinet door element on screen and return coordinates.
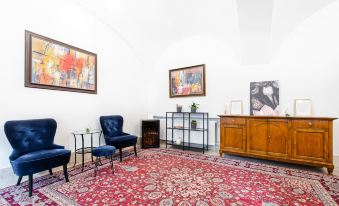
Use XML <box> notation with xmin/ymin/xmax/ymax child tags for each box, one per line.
<box><xmin>220</xmin><ymin>124</ymin><xmax>246</xmax><ymax>153</ymax></box>
<box><xmin>247</xmin><ymin>119</ymin><xmax>267</xmax><ymax>155</ymax></box>
<box><xmin>292</xmin><ymin>129</ymin><xmax>328</xmax><ymax>162</ymax></box>
<box><xmin>267</xmin><ymin>120</ymin><xmax>290</xmax><ymax>158</ymax></box>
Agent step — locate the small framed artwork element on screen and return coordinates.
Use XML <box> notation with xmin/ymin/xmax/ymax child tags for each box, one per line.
<box><xmin>294</xmin><ymin>99</ymin><xmax>312</xmax><ymax>116</ymax></box>
<box><xmin>230</xmin><ymin>100</ymin><xmax>243</xmax><ymax>115</ymax></box>
<box><xmin>25</xmin><ymin>31</ymin><xmax>97</xmax><ymax>94</ymax></box>
<box><xmin>169</xmin><ymin>64</ymin><xmax>206</xmax><ymax>98</ymax></box>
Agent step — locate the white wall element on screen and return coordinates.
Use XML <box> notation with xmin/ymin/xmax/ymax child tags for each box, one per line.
<box><xmin>1</xmin><ymin>0</ymin><xmax>339</xmax><ymax>171</ymax></box>
<box><xmin>0</xmin><ymin>0</ymin><xmax>148</xmax><ymax>169</ymax></box>
<box><xmin>147</xmin><ymin>1</ymin><xmax>339</xmax><ymax>155</ymax></box>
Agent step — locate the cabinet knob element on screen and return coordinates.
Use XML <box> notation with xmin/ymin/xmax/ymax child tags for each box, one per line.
<box><xmin>308</xmin><ymin>122</ymin><xmax>313</xmax><ymax>126</ymax></box>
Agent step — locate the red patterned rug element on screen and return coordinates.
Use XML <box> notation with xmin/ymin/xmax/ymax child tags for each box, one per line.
<box><xmin>0</xmin><ymin>148</ymin><xmax>338</xmax><ymax>205</ymax></box>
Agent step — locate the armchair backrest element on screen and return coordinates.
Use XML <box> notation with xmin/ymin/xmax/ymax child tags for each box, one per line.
<box><xmin>4</xmin><ymin>119</ymin><xmax>57</xmax><ymax>158</ymax></box>
<box><xmin>100</xmin><ymin>115</ymin><xmax>123</xmax><ymax>138</ymax></box>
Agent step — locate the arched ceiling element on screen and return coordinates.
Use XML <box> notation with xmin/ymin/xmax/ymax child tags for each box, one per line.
<box><xmin>71</xmin><ymin>0</ymin><xmax>336</xmax><ymax>65</ymax></box>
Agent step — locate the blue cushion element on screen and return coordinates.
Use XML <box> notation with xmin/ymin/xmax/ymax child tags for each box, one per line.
<box><xmin>11</xmin><ymin>149</ymin><xmax>71</xmax><ymax>176</ymax></box>
<box><xmin>105</xmin><ymin>134</ymin><xmax>137</xmax><ymax>149</ymax></box>
<box><xmin>92</xmin><ymin>145</ymin><xmax>116</xmax><ymax>157</ymax></box>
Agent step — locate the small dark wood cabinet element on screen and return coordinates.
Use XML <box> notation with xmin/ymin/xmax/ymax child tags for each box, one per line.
<box><xmin>219</xmin><ymin>115</ymin><xmax>337</xmax><ymax>174</ymax></box>
<box><xmin>142</xmin><ymin>120</ymin><xmax>160</xmax><ymax>149</ymax></box>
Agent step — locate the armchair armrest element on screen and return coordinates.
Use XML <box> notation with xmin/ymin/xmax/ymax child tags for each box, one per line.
<box><xmin>104</xmin><ymin>132</ymin><xmax>129</xmax><ymax>139</ymax></box>
<box><xmin>50</xmin><ymin>144</ymin><xmax>65</xmax><ymax>149</ymax></box>
<box><xmin>9</xmin><ymin>150</ymin><xmax>22</xmax><ymax>161</ymax></box>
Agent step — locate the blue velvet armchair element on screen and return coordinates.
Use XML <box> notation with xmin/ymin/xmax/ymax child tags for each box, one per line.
<box><xmin>100</xmin><ymin>115</ymin><xmax>137</xmax><ymax>161</ymax></box>
<box><xmin>4</xmin><ymin>118</ymin><xmax>71</xmax><ymax>197</ymax></box>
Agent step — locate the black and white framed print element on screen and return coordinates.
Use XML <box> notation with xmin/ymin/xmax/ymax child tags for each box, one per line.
<box><xmin>250</xmin><ymin>80</ymin><xmax>279</xmax><ymax>116</ymax></box>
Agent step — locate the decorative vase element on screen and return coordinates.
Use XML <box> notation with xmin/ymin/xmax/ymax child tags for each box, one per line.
<box><xmin>176</xmin><ymin>104</ymin><xmax>182</xmax><ymax>113</ymax></box>
<box><xmin>176</xmin><ymin>137</ymin><xmax>182</xmax><ymax>145</ymax></box>
<box><xmin>191</xmin><ymin>107</ymin><xmax>197</xmax><ymax>113</ymax></box>
<box><xmin>191</xmin><ymin>122</ymin><xmax>197</xmax><ymax>130</ymax></box>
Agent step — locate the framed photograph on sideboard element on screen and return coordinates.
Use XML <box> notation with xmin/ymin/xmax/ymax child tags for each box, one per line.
<box><xmin>294</xmin><ymin>99</ymin><xmax>312</xmax><ymax>116</ymax></box>
<box><xmin>230</xmin><ymin>100</ymin><xmax>243</xmax><ymax>115</ymax></box>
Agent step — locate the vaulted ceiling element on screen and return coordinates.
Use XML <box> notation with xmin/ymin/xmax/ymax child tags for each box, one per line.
<box><xmin>70</xmin><ymin>0</ymin><xmax>336</xmax><ymax>65</ymax></box>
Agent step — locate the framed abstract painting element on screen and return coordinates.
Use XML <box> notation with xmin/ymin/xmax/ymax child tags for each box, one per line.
<box><xmin>25</xmin><ymin>31</ymin><xmax>97</xmax><ymax>94</ymax></box>
<box><xmin>169</xmin><ymin>64</ymin><xmax>206</xmax><ymax>98</ymax></box>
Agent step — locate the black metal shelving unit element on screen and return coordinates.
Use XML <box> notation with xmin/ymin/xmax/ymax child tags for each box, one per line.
<box><xmin>165</xmin><ymin>112</ymin><xmax>209</xmax><ymax>153</ymax></box>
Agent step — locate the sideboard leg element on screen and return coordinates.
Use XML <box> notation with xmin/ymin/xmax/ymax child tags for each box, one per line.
<box><xmin>327</xmin><ymin>166</ymin><xmax>334</xmax><ymax>175</ymax></box>
<box><xmin>219</xmin><ymin>151</ymin><xmax>223</xmax><ymax>157</ymax></box>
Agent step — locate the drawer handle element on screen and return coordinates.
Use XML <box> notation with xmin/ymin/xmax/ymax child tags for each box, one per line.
<box><xmin>232</xmin><ymin>120</ymin><xmax>235</xmax><ymax>122</ymax></box>
<box><xmin>308</xmin><ymin>122</ymin><xmax>313</xmax><ymax>126</ymax></box>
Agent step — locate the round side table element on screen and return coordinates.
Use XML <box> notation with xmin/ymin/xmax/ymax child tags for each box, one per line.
<box><xmin>72</xmin><ymin>129</ymin><xmax>103</xmax><ymax>171</ymax></box>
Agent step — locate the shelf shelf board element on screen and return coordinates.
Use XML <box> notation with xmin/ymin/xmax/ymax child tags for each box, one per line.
<box><xmin>165</xmin><ymin>140</ymin><xmax>208</xmax><ymax>149</ymax></box>
<box><xmin>167</xmin><ymin>127</ymin><xmax>207</xmax><ymax>131</ymax></box>
<box><xmin>166</xmin><ymin>112</ymin><xmax>209</xmax><ymax>114</ymax></box>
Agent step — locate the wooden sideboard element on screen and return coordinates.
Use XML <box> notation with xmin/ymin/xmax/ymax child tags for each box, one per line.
<box><xmin>219</xmin><ymin>115</ymin><xmax>337</xmax><ymax>174</ymax></box>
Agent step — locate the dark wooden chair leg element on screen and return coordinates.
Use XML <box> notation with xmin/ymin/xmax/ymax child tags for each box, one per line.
<box><xmin>63</xmin><ymin>164</ymin><xmax>69</xmax><ymax>182</ymax></box>
<box><xmin>16</xmin><ymin>176</ymin><xmax>22</xmax><ymax>186</ymax></box>
<box><xmin>94</xmin><ymin>157</ymin><xmax>99</xmax><ymax>177</ymax></box>
<box><xmin>134</xmin><ymin>144</ymin><xmax>137</xmax><ymax>156</ymax></box>
<box><xmin>28</xmin><ymin>174</ymin><xmax>33</xmax><ymax>197</ymax></box>
<box><xmin>49</xmin><ymin>169</ymin><xmax>53</xmax><ymax>175</ymax></box>
<box><xmin>119</xmin><ymin>148</ymin><xmax>122</xmax><ymax>162</ymax></box>
<box><xmin>110</xmin><ymin>155</ymin><xmax>114</xmax><ymax>174</ymax></box>
<box><xmin>98</xmin><ymin>158</ymin><xmax>103</xmax><ymax>165</ymax></box>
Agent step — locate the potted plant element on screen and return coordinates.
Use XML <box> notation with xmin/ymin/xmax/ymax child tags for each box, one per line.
<box><xmin>85</xmin><ymin>127</ymin><xmax>91</xmax><ymax>133</ymax></box>
<box><xmin>191</xmin><ymin>120</ymin><xmax>197</xmax><ymax>130</ymax></box>
<box><xmin>190</xmin><ymin>102</ymin><xmax>199</xmax><ymax>113</ymax></box>
<box><xmin>176</xmin><ymin>104</ymin><xmax>183</xmax><ymax>113</ymax></box>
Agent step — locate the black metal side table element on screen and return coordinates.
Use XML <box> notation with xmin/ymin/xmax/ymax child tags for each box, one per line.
<box><xmin>72</xmin><ymin>129</ymin><xmax>102</xmax><ymax>171</ymax></box>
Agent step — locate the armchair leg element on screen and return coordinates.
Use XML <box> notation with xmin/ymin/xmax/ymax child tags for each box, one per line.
<box><xmin>28</xmin><ymin>174</ymin><xmax>33</xmax><ymax>197</ymax></box>
<box><xmin>16</xmin><ymin>176</ymin><xmax>22</xmax><ymax>186</ymax></box>
<box><xmin>63</xmin><ymin>164</ymin><xmax>69</xmax><ymax>182</ymax></box>
<box><xmin>134</xmin><ymin>144</ymin><xmax>137</xmax><ymax>157</ymax></box>
<box><xmin>119</xmin><ymin>148</ymin><xmax>122</xmax><ymax>162</ymax></box>
<box><xmin>110</xmin><ymin>155</ymin><xmax>114</xmax><ymax>174</ymax></box>
<box><xmin>94</xmin><ymin>157</ymin><xmax>100</xmax><ymax>177</ymax></box>
<box><xmin>49</xmin><ymin>169</ymin><xmax>53</xmax><ymax>175</ymax></box>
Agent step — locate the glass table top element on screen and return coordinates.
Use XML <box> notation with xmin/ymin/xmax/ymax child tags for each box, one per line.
<box><xmin>72</xmin><ymin>129</ymin><xmax>102</xmax><ymax>135</ymax></box>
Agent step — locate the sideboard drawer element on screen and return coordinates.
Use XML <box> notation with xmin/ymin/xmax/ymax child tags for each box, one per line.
<box><xmin>292</xmin><ymin>120</ymin><xmax>328</xmax><ymax>130</ymax></box>
<box><xmin>221</xmin><ymin>117</ymin><xmax>246</xmax><ymax>125</ymax></box>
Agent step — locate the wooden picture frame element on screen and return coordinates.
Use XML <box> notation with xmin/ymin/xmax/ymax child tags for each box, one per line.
<box><xmin>169</xmin><ymin>64</ymin><xmax>206</xmax><ymax>98</ymax></box>
<box><xmin>25</xmin><ymin>30</ymin><xmax>97</xmax><ymax>94</ymax></box>
<box><xmin>294</xmin><ymin>99</ymin><xmax>313</xmax><ymax>116</ymax></box>
<box><xmin>230</xmin><ymin>100</ymin><xmax>243</xmax><ymax>115</ymax></box>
